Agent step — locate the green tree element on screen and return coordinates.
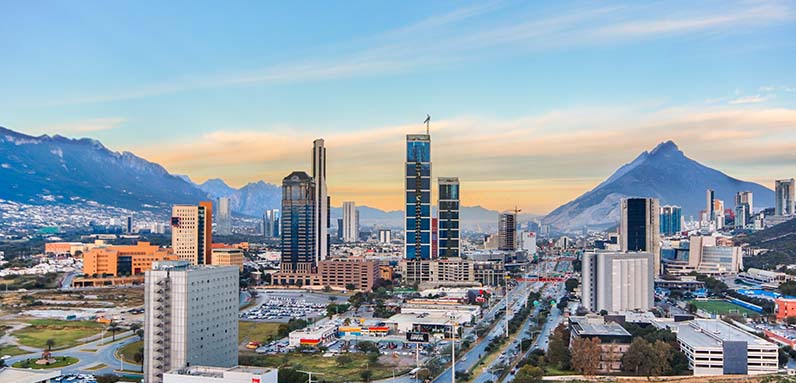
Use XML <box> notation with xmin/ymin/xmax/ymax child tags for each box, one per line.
<box><xmin>45</xmin><ymin>339</ymin><xmax>55</xmax><ymax>351</ymax></box>
<box><xmin>335</xmin><ymin>354</ymin><xmax>353</xmax><ymax>366</ymax></box>
<box><xmin>108</xmin><ymin>323</ymin><xmax>121</xmax><ymax>341</ymax></box>
<box><xmin>546</xmin><ymin>323</ymin><xmax>571</xmax><ymax>370</ymax></box>
<box><xmin>570</xmin><ymin>336</ymin><xmax>601</xmax><ymax>376</ymax></box>
<box><xmin>780</xmin><ymin>281</ymin><xmax>796</xmax><ymax>296</ymax></box>
<box><xmin>368</xmin><ymin>351</ymin><xmax>380</xmax><ymax>365</ymax></box>
<box><xmin>513</xmin><ymin>365</ymin><xmax>544</xmax><ymax>383</ymax></box>
<box><xmin>346</xmin><ymin>283</ymin><xmax>357</xmax><ymax>291</ymax></box>
<box><xmin>360</xmin><ymin>369</ymin><xmax>373</xmax><ymax>382</ymax></box>
<box><xmin>357</xmin><ymin>340</ymin><xmax>379</xmax><ymax>353</ymax></box>
<box><xmin>622</xmin><ymin>338</ymin><xmax>672</xmax><ymax>376</ymax></box>
<box><xmin>564</xmin><ymin>278</ymin><xmax>578</xmax><ymax>293</ymax></box>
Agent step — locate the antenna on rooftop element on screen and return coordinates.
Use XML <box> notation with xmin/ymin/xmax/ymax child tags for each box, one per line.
<box><xmin>424</xmin><ymin>114</ymin><xmax>431</xmax><ymax>135</ymax></box>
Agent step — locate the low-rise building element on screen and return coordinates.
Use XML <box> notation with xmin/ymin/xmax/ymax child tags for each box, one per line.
<box><xmin>739</xmin><ymin>268</ymin><xmax>792</xmax><ymax>288</ymax></box>
<box><xmin>776</xmin><ymin>297</ymin><xmax>796</xmax><ymax>322</ymax></box>
<box><xmin>568</xmin><ymin>316</ymin><xmax>632</xmax><ymax>373</ymax></box>
<box><xmin>211</xmin><ymin>248</ymin><xmax>245</xmax><ymax>270</ymax></box>
<box><xmin>0</xmin><ymin>367</ymin><xmax>61</xmax><ymax>383</ymax></box>
<box><xmin>288</xmin><ymin>322</ymin><xmax>338</xmax><ymax>347</ymax></box>
<box><xmin>163</xmin><ymin>365</ymin><xmax>278</xmax><ymax>383</ymax></box>
<box><xmin>83</xmin><ymin>241</ymin><xmax>177</xmax><ymax>276</ymax></box>
<box><xmin>384</xmin><ymin>311</ymin><xmax>469</xmax><ymax>339</ymax></box>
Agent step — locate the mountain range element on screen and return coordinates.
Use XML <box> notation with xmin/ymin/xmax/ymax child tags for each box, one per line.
<box><xmin>542</xmin><ymin>140</ymin><xmax>774</xmax><ymax>232</ymax></box>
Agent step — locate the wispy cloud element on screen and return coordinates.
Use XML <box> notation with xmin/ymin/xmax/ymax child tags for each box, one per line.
<box><xmin>728</xmin><ymin>95</ymin><xmax>769</xmax><ymax>104</ymax></box>
<box><xmin>35</xmin><ymin>0</ymin><xmax>796</xmax><ymax>107</ymax></box>
<box><xmin>37</xmin><ymin>117</ymin><xmax>126</xmax><ymax>134</ymax></box>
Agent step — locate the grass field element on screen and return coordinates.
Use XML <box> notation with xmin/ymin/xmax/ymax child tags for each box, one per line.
<box><xmin>13</xmin><ymin>319</ymin><xmax>105</xmax><ymax>350</ymax></box>
<box><xmin>691</xmin><ymin>299</ymin><xmax>759</xmax><ymax>316</ymax></box>
<box><xmin>0</xmin><ymin>344</ymin><xmax>29</xmax><ymax>356</ymax></box>
<box><xmin>238</xmin><ymin>321</ymin><xmax>282</xmax><ymax>344</ymax></box>
<box><xmin>13</xmin><ymin>356</ymin><xmax>78</xmax><ymax>369</ymax></box>
<box><xmin>239</xmin><ymin>353</ymin><xmax>408</xmax><ymax>382</ymax></box>
<box><xmin>117</xmin><ymin>340</ymin><xmax>143</xmax><ymax>365</ymax></box>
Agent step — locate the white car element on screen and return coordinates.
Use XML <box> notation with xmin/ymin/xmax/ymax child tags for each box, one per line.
<box><xmin>1</xmin><ymin>355</ymin><xmax>10</xmax><ymax>360</ymax></box>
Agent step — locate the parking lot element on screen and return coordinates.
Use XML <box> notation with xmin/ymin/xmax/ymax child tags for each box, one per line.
<box><xmin>52</xmin><ymin>374</ymin><xmax>98</xmax><ymax>383</ymax></box>
<box><xmin>241</xmin><ymin>291</ymin><xmax>343</xmax><ymax>321</ymax></box>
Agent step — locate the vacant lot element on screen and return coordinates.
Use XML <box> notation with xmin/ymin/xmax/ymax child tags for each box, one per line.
<box><xmin>118</xmin><ymin>340</ymin><xmax>143</xmax><ymax>365</ymax></box>
<box><xmin>0</xmin><ymin>344</ymin><xmax>29</xmax><ymax>356</ymax></box>
<box><xmin>238</xmin><ymin>321</ymin><xmax>282</xmax><ymax>344</ymax></box>
<box><xmin>13</xmin><ymin>319</ymin><xmax>105</xmax><ymax>350</ymax></box>
<box><xmin>691</xmin><ymin>299</ymin><xmax>758</xmax><ymax>316</ymax></box>
<box><xmin>239</xmin><ymin>353</ymin><xmax>408</xmax><ymax>383</ymax></box>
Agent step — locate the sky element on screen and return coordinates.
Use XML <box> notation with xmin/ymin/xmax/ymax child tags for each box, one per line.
<box><xmin>1</xmin><ymin>0</ymin><xmax>795</xmax><ymax>214</ymax></box>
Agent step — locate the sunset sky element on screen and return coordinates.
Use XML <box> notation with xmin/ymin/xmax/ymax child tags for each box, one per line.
<box><xmin>2</xmin><ymin>1</ymin><xmax>795</xmax><ymax>214</ymax></box>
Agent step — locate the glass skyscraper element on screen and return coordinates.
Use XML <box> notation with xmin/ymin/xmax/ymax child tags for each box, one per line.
<box><xmin>405</xmin><ymin>134</ymin><xmax>431</xmax><ymax>260</ymax></box>
<box><xmin>280</xmin><ymin>171</ymin><xmax>316</xmax><ymax>273</ymax></box>
<box><xmin>659</xmin><ymin>205</ymin><xmax>682</xmax><ymax>236</ymax></box>
<box><xmin>438</xmin><ymin>177</ymin><xmax>460</xmax><ymax>258</ymax></box>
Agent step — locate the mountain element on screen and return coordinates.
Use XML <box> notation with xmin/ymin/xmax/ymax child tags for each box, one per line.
<box><xmin>0</xmin><ymin>126</ymin><xmax>207</xmax><ymax>209</ymax></box>
<box><xmin>543</xmin><ymin>140</ymin><xmax>774</xmax><ymax>232</ymax></box>
<box><xmin>198</xmin><ymin>178</ymin><xmax>237</xmax><ymax>198</ymax></box>
<box><xmin>191</xmin><ymin>178</ymin><xmax>281</xmax><ymax>217</ymax></box>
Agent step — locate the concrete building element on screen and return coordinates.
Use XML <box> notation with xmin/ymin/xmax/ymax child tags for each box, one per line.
<box><xmin>163</xmin><ymin>366</ymin><xmax>278</xmax><ymax>383</ymax></box>
<box><xmin>437</xmin><ymin>177</ymin><xmax>460</xmax><ymax>258</ymax></box>
<box><xmin>217</xmin><ymin>197</ymin><xmax>232</xmax><ymax>235</ymax></box>
<box><xmin>399</xmin><ymin>258</ymin><xmax>504</xmax><ymax>288</ymax></box>
<box><xmin>144</xmin><ymin>261</ymin><xmax>239</xmax><ymax>383</ymax></box>
<box><xmin>378</xmin><ymin>229</ymin><xmax>392</xmax><ymax>244</ymax></box>
<box><xmin>288</xmin><ymin>322</ymin><xmax>338</xmax><ymax>347</ymax></box>
<box><xmin>83</xmin><ymin>242</ymin><xmax>177</xmax><ymax>277</ymax></box>
<box><xmin>342</xmin><ymin>201</ymin><xmax>359</xmax><ymax>243</ymax></box>
<box><xmin>776</xmin><ymin>298</ymin><xmax>796</xmax><ymax>322</ymax></box>
<box><xmin>706</xmin><ymin>188</ymin><xmax>716</xmax><ymax>222</ymax></box>
<box><xmin>776</xmin><ymin>178</ymin><xmax>795</xmax><ymax>216</ymax></box>
<box><xmin>405</xmin><ymin>133</ymin><xmax>432</xmax><ymax>260</ymax></box>
<box><xmin>312</xmin><ymin>139</ymin><xmax>330</xmax><ymax>262</ymax></box>
<box><xmin>620</xmin><ymin>197</ymin><xmax>661</xmax><ymax>275</ymax></box>
<box><xmin>262</xmin><ymin>209</ymin><xmax>279</xmax><ymax>239</ymax></box>
<box><xmin>211</xmin><ymin>248</ymin><xmax>244</xmax><ymax>270</ymax></box>
<box><xmin>519</xmin><ymin>231</ymin><xmax>538</xmax><ymax>256</ymax></box>
<box><xmin>662</xmin><ymin>236</ymin><xmax>743</xmax><ymax>275</ymax></box>
<box><xmin>498</xmin><ymin>212</ymin><xmax>517</xmax><ymax>251</ymax></box>
<box><xmin>568</xmin><ymin>316</ymin><xmax>632</xmax><ymax>373</ymax></box>
<box><xmin>0</xmin><ymin>368</ymin><xmax>61</xmax><ymax>383</ymax></box>
<box><xmin>582</xmin><ymin>251</ymin><xmax>654</xmax><ymax>313</ymax></box>
<box><xmin>654</xmin><ymin>319</ymin><xmax>778</xmax><ymax>375</ymax></box>
<box><xmin>317</xmin><ymin>258</ymin><xmax>379</xmax><ymax>291</ymax></box>
<box><xmin>735</xmin><ymin>191</ymin><xmax>753</xmax><ymax>228</ymax></box>
<box><xmin>171</xmin><ymin>202</ymin><xmax>213</xmax><ymax>265</ymax></box>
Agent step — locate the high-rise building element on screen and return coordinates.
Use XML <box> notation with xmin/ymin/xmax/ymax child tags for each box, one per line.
<box><xmin>775</xmin><ymin>179</ymin><xmax>795</xmax><ymax>216</ymax></box>
<box><xmin>263</xmin><ymin>209</ymin><xmax>279</xmax><ymax>239</ymax></box>
<box><xmin>405</xmin><ymin>134</ymin><xmax>432</xmax><ymax>260</ymax></box>
<box><xmin>171</xmin><ymin>202</ymin><xmax>213</xmax><ymax>265</ymax></box>
<box><xmin>659</xmin><ymin>205</ymin><xmax>682</xmax><ymax>236</ymax></box>
<box><xmin>312</xmin><ymin>139</ymin><xmax>329</xmax><ymax>263</ymax></box>
<box><xmin>438</xmin><ymin>177</ymin><xmax>460</xmax><ymax>258</ymax></box>
<box><xmin>498</xmin><ymin>212</ymin><xmax>517</xmax><ymax>251</ymax></box>
<box><xmin>125</xmin><ymin>216</ymin><xmax>133</xmax><ymax>234</ymax></box>
<box><xmin>620</xmin><ymin>197</ymin><xmax>661</xmax><ymax>275</ymax></box>
<box><xmin>581</xmin><ymin>251</ymin><xmax>654</xmax><ymax>313</ymax></box>
<box><xmin>342</xmin><ymin>201</ymin><xmax>359</xmax><ymax>243</ymax></box>
<box><xmin>706</xmin><ymin>189</ymin><xmax>716</xmax><ymax>221</ymax></box>
<box><xmin>519</xmin><ymin>231</ymin><xmax>537</xmax><ymax>255</ymax></box>
<box><xmin>735</xmin><ymin>191</ymin><xmax>753</xmax><ymax>229</ymax></box>
<box><xmin>336</xmin><ymin>218</ymin><xmax>344</xmax><ymax>241</ymax></box>
<box><xmin>216</xmin><ymin>197</ymin><xmax>232</xmax><ymax>235</ymax></box>
<box><xmin>280</xmin><ymin>171</ymin><xmax>316</xmax><ymax>274</ymax></box>
<box><xmin>378</xmin><ymin>229</ymin><xmax>392</xmax><ymax>244</ymax></box>
<box><xmin>144</xmin><ymin>261</ymin><xmax>238</xmax><ymax>383</ymax></box>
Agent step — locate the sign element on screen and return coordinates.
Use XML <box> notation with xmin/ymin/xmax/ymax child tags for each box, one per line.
<box><xmin>252</xmin><ymin>379</ymin><xmax>261</xmax><ymax>383</ymax></box>
<box><xmin>406</xmin><ymin>332</ymin><xmax>430</xmax><ymax>343</ymax></box>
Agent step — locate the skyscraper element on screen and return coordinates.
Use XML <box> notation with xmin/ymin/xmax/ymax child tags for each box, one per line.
<box><xmin>498</xmin><ymin>212</ymin><xmax>517</xmax><ymax>251</ymax></box>
<box><xmin>405</xmin><ymin>134</ymin><xmax>432</xmax><ymax>260</ymax></box>
<box><xmin>775</xmin><ymin>179</ymin><xmax>795</xmax><ymax>216</ymax></box>
<box><xmin>581</xmin><ymin>251</ymin><xmax>654</xmax><ymax>313</ymax></box>
<box><xmin>280</xmin><ymin>171</ymin><xmax>316</xmax><ymax>274</ymax></box>
<box><xmin>659</xmin><ymin>205</ymin><xmax>682</xmax><ymax>236</ymax></box>
<box><xmin>125</xmin><ymin>216</ymin><xmax>133</xmax><ymax>234</ymax></box>
<box><xmin>263</xmin><ymin>209</ymin><xmax>280</xmax><ymax>239</ymax></box>
<box><xmin>171</xmin><ymin>202</ymin><xmax>213</xmax><ymax>265</ymax></box>
<box><xmin>217</xmin><ymin>197</ymin><xmax>232</xmax><ymax>235</ymax></box>
<box><xmin>143</xmin><ymin>261</ymin><xmax>238</xmax><ymax>383</ymax></box>
<box><xmin>312</xmin><ymin>139</ymin><xmax>329</xmax><ymax>263</ymax></box>
<box><xmin>342</xmin><ymin>201</ymin><xmax>359</xmax><ymax>242</ymax></box>
<box><xmin>735</xmin><ymin>191</ymin><xmax>753</xmax><ymax>229</ymax></box>
<box><xmin>438</xmin><ymin>177</ymin><xmax>460</xmax><ymax>258</ymax></box>
<box><xmin>620</xmin><ymin>197</ymin><xmax>661</xmax><ymax>275</ymax></box>
<box><xmin>706</xmin><ymin>188</ymin><xmax>715</xmax><ymax>222</ymax></box>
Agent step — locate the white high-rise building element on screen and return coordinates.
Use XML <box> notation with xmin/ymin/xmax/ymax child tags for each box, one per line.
<box><xmin>775</xmin><ymin>179</ymin><xmax>795</xmax><ymax>216</ymax></box>
<box><xmin>342</xmin><ymin>201</ymin><xmax>359</xmax><ymax>242</ymax></box>
<box><xmin>217</xmin><ymin>197</ymin><xmax>232</xmax><ymax>235</ymax></box>
<box><xmin>144</xmin><ymin>261</ymin><xmax>239</xmax><ymax>383</ymax></box>
<box><xmin>519</xmin><ymin>231</ymin><xmax>537</xmax><ymax>256</ymax></box>
<box><xmin>378</xmin><ymin>229</ymin><xmax>392</xmax><ymax>244</ymax></box>
<box><xmin>620</xmin><ymin>197</ymin><xmax>661</xmax><ymax>275</ymax></box>
<box><xmin>582</xmin><ymin>251</ymin><xmax>654</xmax><ymax>313</ymax></box>
<box><xmin>313</xmin><ymin>139</ymin><xmax>329</xmax><ymax>262</ymax></box>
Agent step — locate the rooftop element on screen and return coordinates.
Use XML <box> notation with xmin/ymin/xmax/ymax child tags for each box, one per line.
<box><xmin>570</xmin><ymin>316</ymin><xmax>632</xmax><ymax>337</ymax></box>
<box><xmin>665</xmin><ymin>319</ymin><xmax>775</xmax><ymax>348</ymax></box>
<box><xmin>167</xmin><ymin>365</ymin><xmax>277</xmax><ymax>378</ymax></box>
<box><xmin>0</xmin><ymin>367</ymin><xmax>61</xmax><ymax>383</ymax></box>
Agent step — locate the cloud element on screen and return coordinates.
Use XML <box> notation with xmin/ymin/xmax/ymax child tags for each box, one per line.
<box><xmin>38</xmin><ymin>117</ymin><xmax>126</xmax><ymax>134</ymax></box>
<box><xmin>134</xmin><ymin>103</ymin><xmax>796</xmax><ymax>214</ymax></box>
<box><xmin>34</xmin><ymin>0</ymin><xmax>796</xmax><ymax>107</ymax></box>
<box><xmin>728</xmin><ymin>95</ymin><xmax>769</xmax><ymax>104</ymax></box>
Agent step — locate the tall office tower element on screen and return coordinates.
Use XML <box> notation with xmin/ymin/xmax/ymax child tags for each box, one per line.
<box><xmin>438</xmin><ymin>177</ymin><xmax>460</xmax><ymax>258</ymax></box>
<box><xmin>143</xmin><ymin>261</ymin><xmax>238</xmax><ymax>383</ymax></box>
<box><xmin>498</xmin><ymin>212</ymin><xmax>517</xmax><ymax>251</ymax></box>
<box><xmin>263</xmin><ymin>209</ymin><xmax>280</xmax><ymax>239</ymax></box>
<box><xmin>379</xmin><ymin>229</ymin><xmax>392</xmax><ymax>244</ymax></box>
<box><xmin>620</xmin><ymin>197</ymin><xmax>661</xmax><ymax>275</ymax></box>
<box><xmin>281</xmin><ymin>171</ymin><xmax>317</xmax><ymax>273</ymax></box>
<box><xmin>171</xmin><ymin>202</ymin><xmax>213</xmax><ymax>265</ymax></box>
<box><xmin>581</xmin><ymin>251</ymin><xmax>654</xmax><ymax>313</ymax></box>
<box><xmin>706</xmin><ymin>189</ymin><xmax>716</xmax><ymax>221</ymax></box>
<box><xmin>735</xmin><ymin>191</ymin><xmax>753</xmax><ymax>229</ymax></box>
<box><xmin>776</xmin><ymin>179</ymin><xmax>796</xmax><ymax>216</ymax></box>
<box><xmin>405</xmin><ymin>134</ymin><xmax>432</xmax><ymax>260</ymax></box>
<box><xmin>337</xmin><ymin>218</ymin><xmax>344</xmax><ymax>240</ymax></box>
<box><xmin>659</xmin><ymin>205</ymin><xmax>682</xmax><ymax>236</ymax></box>
<box><xmin>125</xmin><ymin>216</ymin><xmax>133</xmax><ymax>234</ymax></box>
<box><xmin>312</xmin><ymin>139</ymin><xmax>329</xmax><ymax>263</ymax></box>
<box><xmin>216</xmin><ymin>197</ymin><xmax>232</xmax><ymax>235</ymax></box>
<box><xmin>342</xmin><ymin>201</ymin><xmax>359</xmax><ymax>242</ymax></box>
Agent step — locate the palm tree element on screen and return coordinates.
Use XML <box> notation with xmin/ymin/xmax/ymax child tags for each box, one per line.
<box><xmin>46</xmin><ymin>339</ymin><xmax>55</xmax><ymax>351</ymax></box>
<box><xmin>109</xmin><ymin>323</ymin><xmax>121</xmax><ymax>341</ymax></box>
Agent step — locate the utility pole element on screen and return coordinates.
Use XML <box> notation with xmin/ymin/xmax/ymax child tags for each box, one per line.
<box><xmin>298</xmin><ymin>370</ymin><xmax>324</xmax><ymax>383</ymax></box>
<box><xmin>505</xmin><ymin>272</ymin><xmax>510</xmax><ymax>338</ymax></box>
<box><xmin>449</xmin><ymin>313</ymin><xmax>457</xmax><ymax>383</ymax></box>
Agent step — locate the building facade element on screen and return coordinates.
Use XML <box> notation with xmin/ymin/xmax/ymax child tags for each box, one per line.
<box><xmin>378</xmin><ymin>229</ymin><xmax>392</xmax><ymax>244</ymax></box>
<box><xmin>437</xmin><ymin>177</ymin><xmax>460</xmax><ymax>258</ymax></box>
<box><xmin>776</xmin><ymin>179</ymin><xmax>795</xmax><ymax>216</ymax></box>
<box><xmin>217</xmin><ymin>197</ymin><xmax>232</xmax><ymax>235</ymax></box>
<box><xmin>171</xmin><ymin>202</ymin><xmax>213</xmax><ymax>265</ymax></box>
<box><xmin>317</xmin><ymin>258</ymin><xmax>379</xmax><ymax>291</ymax></box>
<box><xmin>342</xmin><ymin>201</ymin><xmax>359</xmax><ymax>243</ymax></box>
<box><xmin>498</xmin><ymin>212</ymin><xmax>517</xmax><ymax>251</ymax></box>
<box><xmin>83</xmin><ymin>242</ymin><xmax>177</xmax><ymax>277</ymax></box>
<box><xmin>211</xmin><ymin>248</ymin><xmax>244</xmax><ymax>270</ymax></box>
<box><xmin>312</xmin><ymin>139</ymin><xmax>329</xmax><ymax>262</ymax></box>
<box><xmin>582</xmin><ymin>251</ymin><xmax>654</xmax><ymax>313</ymax></box>
<box><xmin>144</xmin><ymin>261</ymin><xmax>239</xmax><ymax>383</ymax></box>
<box><xmin>405</xmin><ymin>134</ymin><xmax>432</xmax><ymax>260</ymax></box>
<box><xmin>280</xmin><ymin>171</ymin><xmax>316</xmax><ymax>274</ymax></box>
<box><xmin>620</xmin><ymin>197</ymin><xmax>661</xmax><ymax>275</ymax></box>
<box><xmin>163</xmin><ymin>366</ymin><xmax>278</xmax><ymax>383</ymax></box>
<box><xmin>569</xmin><ymin>316</ymin><xmax>632</xmax><ymax>373</ymax></box>
<box><xmin>659</xmin><ymin>205</ymin><xmax>682</xmax><ymax>236</ymax></box>
<box><xmin>262</xmin><ymin>209</ymin><xmax>279</xmax><ymax>239</ymax></box>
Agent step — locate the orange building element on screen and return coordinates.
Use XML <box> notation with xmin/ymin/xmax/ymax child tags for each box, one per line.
<box><xmin>776</xmin><ymin>298</ymin><xmax>796</xmax><ymax>321</ymax></box>
<box><xmin>83</xmin><ymin>242</ymin><xmax>177</xmax><ymax>277</ymax></box>
<box><xmin>211</xmin><ymin>248</ymin><xmax>245</xmax><ymax>270</ymax></box>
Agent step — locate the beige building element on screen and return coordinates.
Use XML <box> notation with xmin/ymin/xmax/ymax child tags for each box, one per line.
<box><xmin>569</xmin><ymin>316</ymin><xmax>632</xmax><ymax>373</ymax></box>
<box><xmin>273</xmin><ymin>258</ymin><xmax>379</xmax><ymax>291</ymax></box>
<box><xmin>400</xmin><ymin>258</ymin><xmax>504</xmax><ymax>288</ymax></box>
<box><xmin>171</xmin><ymin>202</ymin><xmax>213</xmax><ymax>265</ymax></box>
<box><xmin>211</xmin><ymin>248</ymin><xmax>244</xmax><ymax>270</ymax></box>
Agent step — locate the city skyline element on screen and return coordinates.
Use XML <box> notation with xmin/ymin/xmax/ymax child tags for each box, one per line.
<box><xmin>1</xmin><ymin>1</ymin><xmax>795</xmax><ymax>213</ymax></box>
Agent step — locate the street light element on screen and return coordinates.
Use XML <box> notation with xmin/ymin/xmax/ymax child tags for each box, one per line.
<box><xmin>448</xmin><ymin>312</ymin><xmax>458</xmax><ymax>383</ymax></box>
